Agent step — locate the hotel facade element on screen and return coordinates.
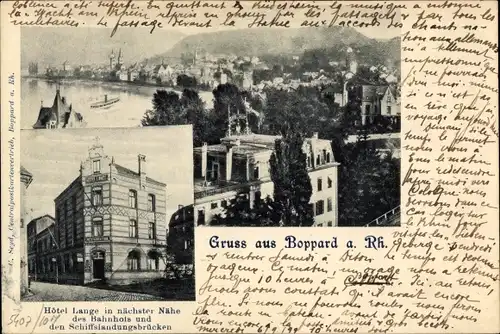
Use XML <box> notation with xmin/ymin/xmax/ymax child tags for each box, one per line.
<box><xmin>193</xmin><ymin>133</ymin><xmax>339</xmax><ymax>227</ymax></box>
<box><xmin>27</xmin><ymin>141</ymin><xmax>167</xmax><ymax>285</ymax></box>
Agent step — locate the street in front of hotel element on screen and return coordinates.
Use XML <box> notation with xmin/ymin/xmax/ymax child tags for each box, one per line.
<box><xmin>24</xmin><ymin>282</ymin><xmax>159</xmax><ymax>302</ymax></box>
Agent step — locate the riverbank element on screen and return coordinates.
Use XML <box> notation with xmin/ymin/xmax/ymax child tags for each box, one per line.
<box><xmin>21</xmin><ymin>75</ymin><xmax>213</xmax><ymax>94</ymax></box>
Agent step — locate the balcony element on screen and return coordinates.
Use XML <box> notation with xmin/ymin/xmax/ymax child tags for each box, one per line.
<box><xmin>194</xmin><ymin>179</ymin><xmax>249</xmax><ymax>200</ymax></box>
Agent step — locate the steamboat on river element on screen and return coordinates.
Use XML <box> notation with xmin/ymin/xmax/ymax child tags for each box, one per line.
<box><xmin>90</xmin><ymin>94</ymin><xmax>120</xmax><ymax>109</ymax></box>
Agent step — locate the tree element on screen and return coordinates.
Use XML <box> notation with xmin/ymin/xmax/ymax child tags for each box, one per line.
<box><xmin>210</xmin><ymin>193</ymin><xmax>281</xmax><ymax>227</ymax></box>
<box><xmin>269</xmin><ymin>129</ymin><xmax>314</xmax><ymax>226</ymax></box>
<box><xmin>212</xmin><ymin>83</ymin><xmax>246</xmax><ymax>137</ymax></box>
<box><xmin>141</xmin><ymin>90</ymin><xmax>182</xmax><ymax>126</ymax></box>
<box><xmin>177</xmin><ymin>74</ymin><xmax>197</xmax><ymax>88</ymax></box>
<box><xmin>262</xmin><ymin>87</ymin><xmax>343</xmax><ymax>137</ymax></box>
<box><xmin>337</xmin><ymin>135</ymin><xmax>400</xmax><ymax>226</ymax></box>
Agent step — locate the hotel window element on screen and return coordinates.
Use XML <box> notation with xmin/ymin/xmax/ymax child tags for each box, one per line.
<box><xmin>327</xmin><ymin>197</ymin><xmax>333</xmax><ymax>212</ymax></box>
<box><xmin>92</xmin><ymin>186</ymin><xmax>103</xmax><ymax>206</ymax></box>
<box><xmin>316</xmin><ymin>155</ymin><xmax>321</xmax><ymax>166</ymax></box>
<box><xmin>128</xmin><ymin>190</ymin><xmax>137</xmax><ymax>208</ymax></box>
<box><xmin>211</xmin><ymin>202</ymin><xmax>218</xmax><ymax>209</ymax></box>
<box><xmin>127</xmin><ymin>250</ymin><xmax>140</xmax><ymax>271</ymax></box>
<box><xmin>129</xmin><ymin>219</ymin><xmax>138</xmax><ymax>238</ymax></box>
<box><xmin>387</xmin><ymin>106</ymin><xmax>392</xmax><ymax>115</ymax></box>
<box><xmin>315</xmin><ymin>200</ymin><xmax>324</xmax><ymax>216</ymax></box>
<box><xmin>328</xmin><ymin>177</ymin><xmax>333</xmax><ymax>188</ymax></box>
<box><xmin>147</xmin><ymin>194</ymin><xmax>156</xmax><ymax>212</ymax></box>
<box><xmin>317</xmin><ymin>178</ymin><xmax>323</xmax><ymax>192</ymax></box>
<box><xmin>147</xmin><ymin>254</ymin><xmax>159</xmax><ymax>271</ymax></box>
<box><xmin>148</xmin><ymin>222</ymin><xmax>156</xmax><ymax>239</ymax></box>
<box><xmin>323</xmin><ymin>150</ymin><xmax>327</xmax><ymax>164</ymax></box>
<box><xmin>93</xmin><ymin>160</ymin><xmax>101</xmax><ymax>173</ymax></box>
<box><xmin>307</xmin><ymin>155</ymin><xmax>312</xmax><ymax>168</ymax></box>
<box><xmin>92</xmin><ymin>217</ymin><xmax>103</xmax><ymax>237</ymax></box>
<box><xmin>326</xmin><ymin>152</ymin><xmax>331</xmax><ymax>163</ymax></box>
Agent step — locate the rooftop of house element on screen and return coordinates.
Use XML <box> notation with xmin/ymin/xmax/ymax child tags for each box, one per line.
<box><xmin>114</xmin><ymin>164</ymin><xmax>166</xmax><ymax>187</ymax></box>
<box><xmin>20</xmin><ymin>165</ymin><xmax>33</xmax><ymax>177</ymax></box>
<box><xmin>27</xmin><ymin>215</ymin><xmax>56</xmax><ymax>236</ymax></box>
<box><xmin>33</xmin><ymin>89</ymin><xmax>83</xmax><ymax>129</ymax></box>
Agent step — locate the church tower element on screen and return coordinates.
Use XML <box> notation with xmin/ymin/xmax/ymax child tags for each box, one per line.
<box><xmin>117</xmin><ymin>49</ymin><xmax>123</xmax><ymax>66</ymax></box>
<box><xmin>346</xmin><ymin>47</ymin><xmax>357</xmax><ymax>74</ymax></box>
<box><xmin>109</xmin><ymin>50</ymin><xmax>116</xmax><ymax>71</ymax></box>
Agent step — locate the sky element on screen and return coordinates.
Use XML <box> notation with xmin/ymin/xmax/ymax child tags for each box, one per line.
<box><xmin>21</xmin><ymin>126</ymin><xmax>193</xmax><ymax>222</ymax></box>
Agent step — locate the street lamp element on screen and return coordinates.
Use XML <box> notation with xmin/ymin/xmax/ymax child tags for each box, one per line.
<box><xmin>51</xmin><ymin>257</ymin><xmax>59</xmax><ymax>284</ymax></box>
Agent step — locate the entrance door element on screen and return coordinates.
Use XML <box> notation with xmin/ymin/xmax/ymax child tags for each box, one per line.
<box><xmin>92</xmin><ymin>251</ymin><xmax>105</xmax><ymax>279</ymax></box>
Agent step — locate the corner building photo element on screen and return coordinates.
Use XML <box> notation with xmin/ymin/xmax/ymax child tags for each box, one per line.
<box><xmin>193</xmin><ymin>133</ymin><xmax>339</xmax><ymax>227</ymax></box>
<box><xmin>30</xmin><ymin>140</ymin><xmax>167</xmax><ymax>285</ymax></box>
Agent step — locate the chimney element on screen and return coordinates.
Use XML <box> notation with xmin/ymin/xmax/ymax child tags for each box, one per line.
<box><xmin>310</xmin><ymin>133</ymin><xmax>318</xmax><ymax>168</ymax></box>
<box><xmin>201</xmin><ymin>143</ymin><xmax>208</xmax><ymax>178</ymax></box>
<box><xmin>225</xmin><ymin>143</ymin><xmax>233</xmax><ymax>182</ymax></box>
<box><xmin>138</xmin><ymin>154</ymin><xmax>146</xmax><ymax>187</ymax></box>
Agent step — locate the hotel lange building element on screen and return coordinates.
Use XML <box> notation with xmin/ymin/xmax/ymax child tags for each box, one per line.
<box><xmin>27</xmin><ymin>140</ymin><xmax>167</xmax><ymax>285</ymax></box>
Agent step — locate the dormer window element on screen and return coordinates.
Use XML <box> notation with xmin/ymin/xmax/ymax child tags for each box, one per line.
<box><xmin>93</xmin><ymin>160</ymin><xmax>101</xmax><ymax>174</ymax></box>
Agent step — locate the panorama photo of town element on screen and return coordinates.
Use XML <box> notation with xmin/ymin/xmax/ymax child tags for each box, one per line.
<box><xmin>20</xmin><ymin>25</ymin><xmax>401</xmax><ymax>299</ymax></box>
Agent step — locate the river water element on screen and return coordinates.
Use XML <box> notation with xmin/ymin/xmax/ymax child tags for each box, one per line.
<box><xmin>21</xmin><ymin>78</ymin><xmax>214</xmax><ymax>129</ymax></box>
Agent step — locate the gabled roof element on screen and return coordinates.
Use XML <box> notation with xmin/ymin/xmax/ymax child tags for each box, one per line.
<box><xmin>114</xmin><ymin>164</ymin><xmax>166</xmax><ymax>187</ymax></box>
<box><xmin>20</xmin><ymin>166</ymin><xmax>33</xmax><ymax>177</ymax></box>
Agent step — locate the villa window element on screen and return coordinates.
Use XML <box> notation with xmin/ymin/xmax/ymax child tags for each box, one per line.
<box><xmin>221</xmin><ymin>200</ymin><xmax>228</xmax><ymax>208</ymax></box>
<box><xmin>93</xmin><ymin>160</ymin><xmax>101</xmax><ymax>173</ymax></box>
<box><xmin>92</xmin><ymin>217</ymin><xmax>103</xmax><ymax>237</ymax></box>
<box><xmin>327</xmin><ymin>197</ymin><xmax>333</xmax><ymax>212</ymax></box>
<box><xmin>315</xmin><ymin>200</ymin><xmax>324</xmax><ymax>216</ymax></box>
<box><xmin>255</xmin><ymin>191</ymin><xmax>261</xmax><ymax>204</ymax></box>
<box><xmin>211</xmin><ymin>202</ymin><xmax>218</xmax><ymax>209</ymax></box>
<box><xmin>328</xmin><ymin>177</ymin><xmax>333</xmax><ymax>188</ymax></box>
<box><xmin>387</xmin><ymin>94</ymin><xmax>392</xmax><ymax>103</ymax></box>
<box><xmin>326</xmin><ymin>152</ymin><xmax>331</xmax><ymax>163</ymax></box>
<box><xmin>92</xmin><ymin>186</ymin><xmax>103</xmax><ymax>206</ymax></box>
<box><xmin>129</xmin><ymin>219</ymin><xmax>138</xmax><ymax>238</ymax></box>
<box><xmin>197</xmin><ymin>209</ymin><xmax>205</xmax><ymax>225</ymax></box>
<box><xmin>323</xmin><ymin>149</ymin><xmax>327</xmax><ymax>164</ymax></box>
<box><xmin>148</xmin><ymin>194</ymin><xmax>156</xmax><ymax>212</ymax></box>
<box><xmin>127</xmin><ymin>250</ymin><xmax>140</xmax><ymax>271</ymax></box>
<box><xmin>253</xmin><ymin>166</ymin><xmax>260</xmax><ymax>179</ymax></box>
<box><xmin>387</xmin><ymin>106</ymin><xmax>392</xmax><ymax>115</ymax></box>
<box><xmin>307</xmin><ymin>155</ymin><xmax>312</xmax><ymax>168</ymax></box>
<box><xmin>316</xmin><ymin>155</ymin><xmax>321</xmax><ymax>166</ymax></box>
<box><xmin>317</xmin><ymin>178</ymin><xmax>323</xmax><ymax>192</ymax></box>
<box><xmin>327</xmin><ymin>221</ymin><xmax>333</xmax><ymax>227</ymax></box>
<box><xmin>128</xmin><ymin>190</ymin><xmax>137</xmax><ymax>208</ymax></box>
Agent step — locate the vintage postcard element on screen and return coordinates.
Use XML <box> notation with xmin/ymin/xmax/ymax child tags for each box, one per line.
<box><xmin>1</xmin><ymin>0</ymin><xmax>498</xmax><ymax>333</ymax></box>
